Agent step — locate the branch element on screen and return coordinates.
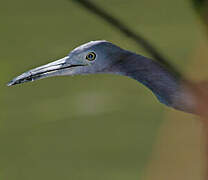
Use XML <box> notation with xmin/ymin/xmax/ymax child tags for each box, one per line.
<box><xmin>71</xmin><ymin>0</ymin><xmax>182</xmax><ymax>79</ymax></box>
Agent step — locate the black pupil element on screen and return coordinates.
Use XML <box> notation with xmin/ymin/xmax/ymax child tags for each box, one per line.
<box><xmin>87</xmin><ymin>53</ymin><xmax>96</xmax><ymax>60</ymax></box>
<box><xmin>88</xmin><ymin>54</ymin><xmax>93</xmax><ymax>59</ymax></box>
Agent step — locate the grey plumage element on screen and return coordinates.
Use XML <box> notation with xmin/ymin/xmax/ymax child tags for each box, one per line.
<box><xmin>8</xmin><ymin>40</ymin><xmax>196</xmax><ymax>113</ymax></box>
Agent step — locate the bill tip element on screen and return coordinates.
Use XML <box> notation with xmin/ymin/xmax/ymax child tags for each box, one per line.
<box><xmin>7</xmin><ymin>81</ymin><xmax>15</xmax><ymax>87</ymax></box>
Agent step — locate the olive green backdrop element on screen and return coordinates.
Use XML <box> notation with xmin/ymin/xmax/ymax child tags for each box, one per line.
<box><xmin>0</xmin><ymin>0</ymin><xmax>202</xmax><ymax>179</ymax></box>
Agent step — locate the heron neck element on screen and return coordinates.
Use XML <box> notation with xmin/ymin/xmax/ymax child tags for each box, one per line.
<box><xmin>110</xmin><ymin>51</ymin><xmax>195</xmax><ymax>113</ymax></box>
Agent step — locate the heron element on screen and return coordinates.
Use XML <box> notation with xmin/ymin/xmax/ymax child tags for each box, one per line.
<box><xmin>7</xmin><ymin>40</ymin><xmax>196</xmax><ymax>114</ymax></box>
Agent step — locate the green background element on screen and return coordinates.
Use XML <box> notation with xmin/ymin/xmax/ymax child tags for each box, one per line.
<box><xmin>0</xmin><ymin>0</ymin><xmax>202</xmax><ymax>179</ymax></box>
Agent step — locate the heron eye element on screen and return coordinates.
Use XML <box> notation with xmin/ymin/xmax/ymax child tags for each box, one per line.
<box><xmin>86</xmin><ymin>52</ymin><xmax>96</xmax><ymax>61</ymax></box>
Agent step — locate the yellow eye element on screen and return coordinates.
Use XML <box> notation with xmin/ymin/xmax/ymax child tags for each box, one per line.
<box><xmin>86</xmin><ymin>52</ymin><xmax>96</xmax><ymax>61</ymax></box>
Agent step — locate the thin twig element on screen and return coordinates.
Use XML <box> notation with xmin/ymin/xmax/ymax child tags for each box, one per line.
<box><xmin>70</xmin><ymin>1</ymin><xmax>208</xmax><ymax>179</ymax></box>
<box><xmin>71</xmin><ymin>0</ymin><xmax>182</xmax><ymax>79</ymax></box>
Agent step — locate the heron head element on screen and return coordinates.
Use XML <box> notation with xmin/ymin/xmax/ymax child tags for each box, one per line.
<box><xmin>7</xmin><ymin>40</ymin><xmax>127</xmax><ymax>86</ymax></box>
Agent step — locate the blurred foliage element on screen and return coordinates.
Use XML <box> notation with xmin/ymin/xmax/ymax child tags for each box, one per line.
<box><xmin>192</xmin><ymin>0</ymin><xmax>208</xmax><ymax>24</ymax></box>
<box><xmin>192</xmin><ymin>0</ymin><xmax>206</xmax><ymax>11</ymax></box>
<box><xmin>0</xmin><ymin>0</ymin><xmax>203</xmax><ymax>180</ymax></box>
